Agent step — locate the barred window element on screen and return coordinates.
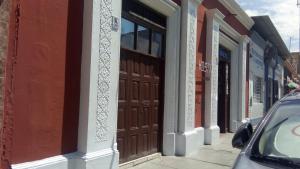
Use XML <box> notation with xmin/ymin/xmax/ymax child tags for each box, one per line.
<box><xmin>253</xmin><ymin>76</ymin><xmax>263</xmax><ymax>103</ymax></box>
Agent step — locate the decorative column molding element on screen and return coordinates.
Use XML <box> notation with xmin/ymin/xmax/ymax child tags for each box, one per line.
<box><xmin>76</xmin><ymin>0</ymin><xmax>121</xmax><ymax>168</ymax></box>
<box><xmin>162</xmin><ymin>6</ymin><xmax>181</xmax><ymax>156</ymax></box>
<box><xmin>204</xmin><ymin>9</ymin><xmax>225</xmax><ymax>145</ymax></box>
<box><xmin>238</xmin><ymin>35</ymin><xmax>250</xmax><ymax>123</ymax></box>
<box><xmin>178</xmin><ymin>0</ymin><xmax>197</xmax><ymax>132</ymax></box>
<box><xmin>176</xmin><ymin>0</ymin><xmax>203</xmax><ymax>156</ymax></box>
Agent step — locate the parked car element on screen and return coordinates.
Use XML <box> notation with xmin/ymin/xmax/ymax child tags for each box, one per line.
<box><xmin>232</xmin><ymin>90</ymin><xmax>300</xmax><ymax>169</ymax></box>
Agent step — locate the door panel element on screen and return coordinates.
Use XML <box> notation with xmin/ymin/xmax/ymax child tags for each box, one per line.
<box><xmin>117</xmin><ymin>48</ymin><xmax>164</xmax><ymax>163</ymax></box>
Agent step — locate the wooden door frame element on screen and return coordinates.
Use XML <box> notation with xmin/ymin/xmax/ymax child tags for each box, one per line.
<box><xmin>118</xmin><ymin>0</ymin><xmax>182</xmax><ymax>158</ymax></box>
<box><xmin>118</xmin><ymin>0</ymin><xmax>167</xmax><ymax>163</ymax></box>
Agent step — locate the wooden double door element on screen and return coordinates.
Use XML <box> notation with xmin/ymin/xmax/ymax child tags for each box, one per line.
<box><xmin>117</xmin><ymin>48</ymin><xmax>164</xmax><ymax>163</ymax></box>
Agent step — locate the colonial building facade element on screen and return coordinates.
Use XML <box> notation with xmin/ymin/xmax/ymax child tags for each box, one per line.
<box><xmin>0</xmin><ymin>0</ymin><xmax>257</xmax><ymax>169</ymax></box>
<box><xmin>196</xmin><ymin>0</ymin><xmax>254</xmax><ymax>141</ymax></box>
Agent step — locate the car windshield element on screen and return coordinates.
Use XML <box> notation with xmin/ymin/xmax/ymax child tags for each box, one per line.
<box><xmin>251</xmin><ymin>100</ymin><xmax>300</xmax><ymax>166</ymax></box>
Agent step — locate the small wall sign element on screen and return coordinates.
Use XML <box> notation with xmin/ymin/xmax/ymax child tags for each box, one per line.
<box><xmin>199</xmin><ymin>61</ymin><xmax>212</xmax><ymax>73</ymax></box>
<box><xmin>199</xmin><ymin>60</ymin><xmax>212</xmax><ymax>81</ymax></box>
<box><xmin>112</xmin><ymin>16</ymin><xmax>119</xmax><ymax>32</ymax></box>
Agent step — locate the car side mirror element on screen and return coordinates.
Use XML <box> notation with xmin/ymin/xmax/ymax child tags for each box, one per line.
<box><xmin>232</xmin><ymin>122</ymin><xmax>253</xmax><ymax>149</ymax></box>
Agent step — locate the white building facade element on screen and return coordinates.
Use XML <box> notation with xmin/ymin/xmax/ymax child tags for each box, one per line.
<box><xmin>249</xmin><ymin>32</ymin><xmax>266</xmax><ymax>124</ymax></box>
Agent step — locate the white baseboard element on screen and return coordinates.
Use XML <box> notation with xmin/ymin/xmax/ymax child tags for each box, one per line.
<box><xmin>204</xmin><ymin>125</ymin><xmax>220</xmax><ymax>145</ymax></box>
<box><xmin>11</xmin><ymin>148</ymin><xmax>119</xmax><ymax>169</ymax></box>
<box><xmin>175</xmin><ymin>128</ymin><xmax>204</xmax><ymax>156</ymax></box>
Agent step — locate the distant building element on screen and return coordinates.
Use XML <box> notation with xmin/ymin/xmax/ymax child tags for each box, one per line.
<box><xmin>249</xmin><ymin>16</ymin><xmax>290</xmax><ymax>125</ymax></box>
<box><xmin>288</xmin><ymin>52</ymin><xmax>300</xmax><ymax>82</ymax></box>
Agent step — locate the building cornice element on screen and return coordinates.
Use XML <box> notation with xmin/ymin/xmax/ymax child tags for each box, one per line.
<box><xmin>139</xmin><ymin>0</ymin><xmax>180</xmax><ymax>16</ymax></box>
<box><xmin>218</xmin><ymin>0</ymin><xmax>254</xmax><ymax>30</ymax></box>
<box><xmin>206</xmin><ymin>8</ymin><xmax>225</xmax><ymax>22</ymax></box>
<box><xmin>207</xmin><ymin>8</ymin><xmax>242</xmax><ymax>42</ymax></box>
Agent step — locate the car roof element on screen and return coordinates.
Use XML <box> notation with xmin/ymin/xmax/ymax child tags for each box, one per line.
<box><xmin>281</xmin><ymin>90</ymin><xmax>300</xmax><ymax>102</ymax></box>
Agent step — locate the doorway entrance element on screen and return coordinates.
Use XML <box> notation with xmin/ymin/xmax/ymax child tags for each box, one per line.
<box><xmin>117</xmin><ymin>0</ymin><xmax>166</xmax><ymax>163</ymax></box>
<box><xmin>217</xmin><ymin>46</ymin><xmax>231</xmax><ymax>133</ymax></box>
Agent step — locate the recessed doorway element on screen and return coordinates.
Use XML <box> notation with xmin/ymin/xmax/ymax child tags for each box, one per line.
<box><xmin>117</xmin><ymin>0</ymin><xmax>166</xmax><ymax>163</ymax></box>
<box><xmin>218</xmin><ymin>46</ymin><xmax>231</xmax><ymax>133</ymax></box>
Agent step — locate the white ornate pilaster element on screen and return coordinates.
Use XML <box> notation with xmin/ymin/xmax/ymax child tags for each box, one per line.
<box><xmin>238</xmin><ymin>35</ymin><xmax>250</xmax><ymax>123</ymax></box>
<box><xmin>161</xmin><ymin>5</ymin><xmax>181</xmax><ymax>156</ymax></box>
<box><xmin>77</xmin><ymin>0</ymin><xmax>121</xmax><ymax>168</ymax></box>
<box><xmin>204</xmin><ymin>9</ymin><xmax>224</xmax><ymax>145</ymax></box>
<box><xmin>176</xmin><ymin>0</ymin><xmax>203</xmax><ymax>156</ymax></box>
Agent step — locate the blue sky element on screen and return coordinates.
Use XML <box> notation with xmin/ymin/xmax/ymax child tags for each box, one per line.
<box><xmin>236</xmin><ymin>0</ymin><xmax>299</xmax><ymax>52</ymax></box>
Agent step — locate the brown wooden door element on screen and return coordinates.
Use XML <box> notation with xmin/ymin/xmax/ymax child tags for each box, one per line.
<box><xmin>117</xmin><ymin>48</ymin><xmax>164</xmax><ymax>163</ymax></box>
<box><xmin>217</xmin><ymin>61</ymin><xmax>230</xmax><ymax>133</ymax></box>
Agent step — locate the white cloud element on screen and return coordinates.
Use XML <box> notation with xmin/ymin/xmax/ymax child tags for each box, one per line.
<box><xmin>236</xmin><ymin>0</ymin><xmax>299</xmax><ymax>52</ymax></box>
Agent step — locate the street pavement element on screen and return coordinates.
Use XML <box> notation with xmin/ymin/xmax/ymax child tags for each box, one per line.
<box><xmin>123</xmin><ymin>133</ymin><xmax>240</xmax><ymax>169</ymax></box>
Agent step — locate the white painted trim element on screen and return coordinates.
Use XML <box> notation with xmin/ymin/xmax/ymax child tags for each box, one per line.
<box><xmin>11</xmin><ymin>155</ymin><xmax>71</xmax><ymax>169</ymax></box>
<box><xmin>162</xmin><ymin>7</ymin><xmax>181</xmax><ymax>156</ymax></box>
<box><xmin>218</xmin><ymin>0</ymin><xmax>254</xmax><ymax>30</ymax></box>
<box><xmin>207</xmin><ymin>9</ymin><xmax>241</xmax><ymax>45</ymax></box>
<box><xmin>206</xmin><ymin>8</ymin><xmax>225</xmax><ymax>22</ymax></box>
<box><xmin>175</xmin><ymin>0</ymin><xmax>204</xmax><ymax>155</ymax></box>
<box><xmin>219</xmin><ymin>32</ymin><xmax>240</xmax><ymax>132</ymax></box>
<box><xmin>76</xmin><ymin>0</ymin><xmax>121</xmax><ymax>168</ymax></box>
<box><xmin>11</xmin><ymin>149</ymin><xmax>119</xmax><ymax>169</ymax></box>
<box><xmin>219</xmin><ymin>19</ymin><xmax>241</xmax><ymax>42</ymax></box>
<box><xmin>220</xmin><ymin>32</ymin><xmax>238</xmax><ymax>48</ymax></box>
<box><xmin>204</xmin><ymin>9</ymin><xmax>222</xmax><ymax>145</ymax></box>
<box><xmin>138</xmin><ymin>0</ymin><xmax>178</xmax><ymax>16</ymax></box>
<box><xmin>79</xmin><ymin>147</ymin><xmax>117</xmax><ymax>161</ymax></box>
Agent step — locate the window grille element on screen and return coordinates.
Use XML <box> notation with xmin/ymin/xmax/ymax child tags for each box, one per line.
<box><xmin>253</xmin><ymin>76</ymin><xmax>263</xmax><ymax>103</ymax></box>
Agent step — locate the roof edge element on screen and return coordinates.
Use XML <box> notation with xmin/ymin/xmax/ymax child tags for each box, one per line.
<box><xmin>252</xmin><ymin>15</ymin><xmax>290</xmax><ymax>59</ymax></box>
<box><xmin>218</xmin><ymin>0</ymin><xmax>254</xmax><ymax>30</ymax></box>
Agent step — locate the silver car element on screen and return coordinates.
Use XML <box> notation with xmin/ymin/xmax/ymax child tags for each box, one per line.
<box><xmin>232</xmin><ymin>90</ymin><xmax>300</xmax><ymax>169</ymax></box>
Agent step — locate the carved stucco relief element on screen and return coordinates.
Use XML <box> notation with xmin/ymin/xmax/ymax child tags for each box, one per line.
<box><xmin>96</xmin><ymin>0</ymin><xmax>112</xmax><ymax>142</ymax></box>
<box><xmin>187</xmin><ymin>7</ymin><xmax>196</xmax><ymax>128</ymax></box>
<box><xmin>211</xmin><ymin>22</ymin><xmax>219</xmax><ymax>125</ymax></box>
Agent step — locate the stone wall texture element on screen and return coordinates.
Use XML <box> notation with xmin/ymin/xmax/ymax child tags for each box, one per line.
<box><xmin>0</xmin><ymin>0</ymin><xmax>10</xmax><ymax>129</ymax></box>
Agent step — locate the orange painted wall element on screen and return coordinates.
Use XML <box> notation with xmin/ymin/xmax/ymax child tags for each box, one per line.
<box><xmin>1</xmin><ymin>0</ymin><xmax>83</xmax><ymax>165</ymax></box>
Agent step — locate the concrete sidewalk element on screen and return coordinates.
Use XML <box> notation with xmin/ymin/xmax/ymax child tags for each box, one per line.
<box><xmin>123</xmin><ymin>133</ymin><xmax>239</xmax><ymax>169</ymax></box>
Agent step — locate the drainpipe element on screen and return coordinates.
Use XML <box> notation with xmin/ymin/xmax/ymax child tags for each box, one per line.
<box><xmin>272</xmin><ymin>55</ymin><xmax>279</xmax><ymax>103</ymax></box>
<box><xmin>264</xmin><ymin>60</ymin><xmax>268</xmax><ymax>114</ymax></box>
<box><xmin>264</xmin><ymin>45</ymin><xmax>271</xmax><ymax>114</ymax></box>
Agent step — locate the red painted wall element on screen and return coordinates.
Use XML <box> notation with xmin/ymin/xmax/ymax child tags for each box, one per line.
<box><xmin>1</xmin><ymin>0</ymin><xmax>18</xmax><ymax>168</ymax></box>
<box><xmin>1</xmin><ymin>0</ymin><xmax>83</xmax><ymax>165</ymax></box>
<box><xmin>202</xmin><ymin>0</ymin><xmax>249</xmax><ymax>35</ymax></box>
<box><xmin>172</xmin><ymin>0</ymin><xmax>181</xmax><ymax>5</ymax></box>
<box><xmin>195</xmin><ymin>5</ymin><xmax>207</xmax><ymax>127</ymax></box>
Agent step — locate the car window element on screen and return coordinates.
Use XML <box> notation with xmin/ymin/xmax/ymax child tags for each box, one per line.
<box><xmin>257</xmin><ymin>101</ymin><xmax>300</xmax><ymax>159</ymax></box>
